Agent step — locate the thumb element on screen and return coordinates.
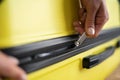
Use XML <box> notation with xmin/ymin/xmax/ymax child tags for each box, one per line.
<box><xmin>85</xmin><ymin>9</ymin><xmax>96</xmax><ymax>37</ymax></box>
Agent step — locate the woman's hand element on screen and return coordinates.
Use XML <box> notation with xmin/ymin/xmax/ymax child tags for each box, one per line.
<box><xmin>73</xmin><ymin>0</ymin><xmax>109</xmax><ymax>38</ymax></box>
<box><xmin>0</xmin><ymin>52</ymin><xmax>27</xmax><ymax>80</ymax></box>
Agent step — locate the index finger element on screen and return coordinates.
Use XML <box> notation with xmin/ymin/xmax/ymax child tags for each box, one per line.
<box><xmin>95</xmin><ymin>0</ymin><xmax>109</xmax><ymax>37</ymax></box>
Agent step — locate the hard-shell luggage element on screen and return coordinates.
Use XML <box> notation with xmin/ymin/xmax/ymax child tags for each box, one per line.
<box><xmin>0</xmin><ymin>0</ymin><xmax>120</xmax><ymax>80</ymax></box>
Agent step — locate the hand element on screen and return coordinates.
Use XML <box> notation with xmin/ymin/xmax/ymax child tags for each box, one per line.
<box><xmin>73</xmin><ymin>0</ymin><xmax>109</xmax><ymax>38</ymax></box>
<box><xmin>0</xmin><ymin>51</ymin><xmax>27</xmax><ymax>80</ymax></box>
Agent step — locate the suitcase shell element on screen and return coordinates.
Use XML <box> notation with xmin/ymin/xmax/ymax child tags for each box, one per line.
<box><xmin>0</xmin><ymin>0</ymin><xmax>120</xmax><ymax>80</ymax></box>
<box><xmin>2</xmin><ymin>28</ymin><xmax>120</xmax><ymax>80</ymax></box>
<box><xmin>0</xmin><ymin>0</ymin><xmax>120</xmax><ymax>48</ymax></box>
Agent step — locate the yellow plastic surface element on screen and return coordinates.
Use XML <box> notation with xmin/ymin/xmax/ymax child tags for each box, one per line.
<box><xmin>103</xmin><ymin>0</ymin><xmax>120</xmax><ymax>29</ymax></box>
<box><xmin>0</xmin><ymin>0</ymin><xmax>120</xmax><ymax>48</ymax></box>
<box><xmin>27</xmin><ymin>38</ymin><xmax>120</xmax><ymax>80</ymax></box>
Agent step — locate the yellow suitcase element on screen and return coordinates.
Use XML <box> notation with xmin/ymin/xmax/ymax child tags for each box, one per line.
<box><xmin>0</xmin><ymin>0</ymin><xmax>120</xmax><ymax>80</ymax></box>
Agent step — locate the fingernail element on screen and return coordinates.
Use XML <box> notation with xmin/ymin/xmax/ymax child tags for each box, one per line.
<box><xmin>78</xmin><ymin>21</ymin><xmax>81</xmax><ymax>24</ymax></box>
<box><xmin>9</xmin><ymin>56</ymin><xmax>19</xmax><ymax>64</ymax></box>
<box><xmin>88</xmin><ymin>27</ymin><xmax>95</xmax><ymax>35</ymax></box>
<box><xmin>21</xmin><ymin>74</ymin><xmax>27</xmax><ymax>80</ymax></box>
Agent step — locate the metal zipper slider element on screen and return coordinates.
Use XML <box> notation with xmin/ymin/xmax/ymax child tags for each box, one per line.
<box><xmin>75</xmin><ymin>32</ymin><xmax>87</xmax><ymax>47</ymax></box>
<box><xmin>78</xmin><ymin>0</ymin><xmax>82</xmax><ymax>8</ymax></box>
<box><xmin>75</xmin><ymin>0</ymin><xmax>87</xmax><ymax>47</ymax></box>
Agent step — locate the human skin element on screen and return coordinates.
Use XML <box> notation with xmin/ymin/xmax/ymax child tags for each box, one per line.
<box><xmin>73</xmin><ymin>0</ymin><xmax>109</xmax><ymax>38</ymax></box>
<box><xmin>0</xmin><ymin>52</ymin><xmax>27</xmax><ymax>80</ymax></box>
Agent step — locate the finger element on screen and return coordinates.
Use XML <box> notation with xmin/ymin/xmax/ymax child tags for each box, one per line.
<box><xmin>80</xmin><ymin>13</ymin><xmax>87</xmax><ymax>24</ymax></box>
<box><xmin>85</xmin><ymin>11</ymin><xmax>96</xmax><ymax>37</ymax></box>
<box><xmin>73</xmin><ymin>21</ymin><xmax>84</xmax><ymax>34</ymax></box>
<box><xmin>95</xmin><ymin>0</ymin><xmax>109</xmax><ymax>37</ymax></box>
<box><xmin>8</xmin><ymin>56</ymin><xmax>19</xmax><ymax>65</ymax></box>
<box><xmin>0</xmin><ymin>52</ymin><xmax>27</xmax><ymax>80</ymax></box>
<box><xmin>0</xmin><ymin>52</ymin><xmax>19</xmax><ymax>65</ymax></box>
<box><xmin>85</xmin><ymin>2</ymin><xmax>100</xmax><ymax>37</ymax></box>
<box><xmin>79</xmin><ymin>8</ymin><xmax>86</xmax><ymax>18</ymax></box>
<box><xmin>3</xmin><ymin>66</ymin><xmax>27</xmax><ymax>80</ymax></box>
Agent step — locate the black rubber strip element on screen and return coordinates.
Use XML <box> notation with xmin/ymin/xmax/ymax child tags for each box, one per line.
<box><xmin>1</xmin><ymin>27</ymin><xmax>120</xmax><ymax>73</ymax></box>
